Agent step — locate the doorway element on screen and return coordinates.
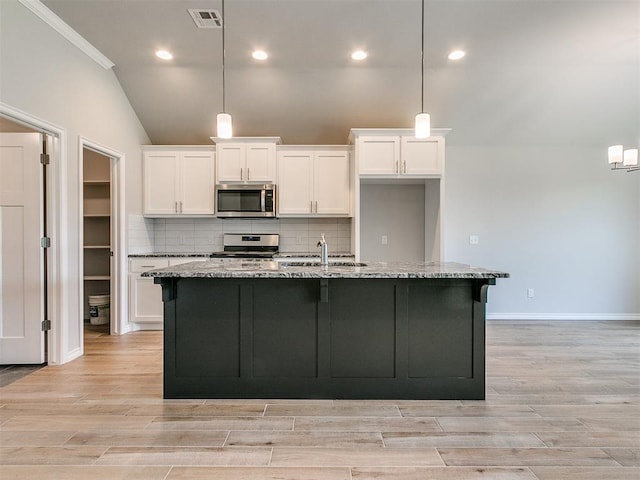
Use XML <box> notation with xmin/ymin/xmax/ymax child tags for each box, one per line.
<box><xmin>82</xmin><ymin>148</ymin><xmax>112</xmax><ymax>334</ymax></box>
<box><xmin>78</xmin><ymin>138</ymin><xmax>126</xmax><ymax>339</ymax></box>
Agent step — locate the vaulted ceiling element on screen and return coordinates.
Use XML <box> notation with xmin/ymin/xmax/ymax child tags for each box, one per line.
<box><xmin>42</xmin><ymin>0</ymin><xmax>639</xmax><ymax>147</ymax></box>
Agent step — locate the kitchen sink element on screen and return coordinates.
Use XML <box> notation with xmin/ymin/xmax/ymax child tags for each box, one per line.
<box><xmin>279</xmin><ymin>261</ymin><xmax>368</xmax><ymax>268</ymax></box>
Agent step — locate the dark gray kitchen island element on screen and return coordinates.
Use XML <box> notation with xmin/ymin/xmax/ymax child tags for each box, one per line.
<box><xmin>144</xmin><ymin>260</ymin><xmax>508</xmax><ymax>400</ymax></box>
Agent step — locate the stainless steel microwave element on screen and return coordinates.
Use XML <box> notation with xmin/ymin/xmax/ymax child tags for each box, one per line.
<box><xmin>215</xmin><ymin>184</ymin><xmax>277</xmax><ymax>218</ymax></box>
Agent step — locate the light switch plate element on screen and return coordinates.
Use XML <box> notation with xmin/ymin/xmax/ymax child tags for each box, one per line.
<box><xmin>469</xmin><ymin>235</ymin><xmax>479</xmax><ymax>245</ymax></box>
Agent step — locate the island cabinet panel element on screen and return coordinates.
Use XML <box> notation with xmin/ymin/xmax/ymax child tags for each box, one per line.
<box><xmin>173</xmin><ymin>280</ymin><xmax>240</xmax><ymax>377</ymax></box>
<box><xmin>407</xmin><ymin>284</ymin><xmax>473</xmax><ymax>378</ymax></box>
<box><xmin>252</xmin><ymin>280</ymin><xmax>319</xmax><ymax>378</ymax></box>
<box><xmin>329</xmin><ymin>280</ymin><xmax>396</xmax><ymax>378</ymax></box>
<box><xmin>159</xmin><ymin>277</ymin><xmax>490</xmax><ymax>399</ymax></box>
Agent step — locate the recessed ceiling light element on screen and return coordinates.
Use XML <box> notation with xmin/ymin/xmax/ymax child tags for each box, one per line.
<box><xmin>252</xmin><ymin>50</ymin><xmax>268</xmax><ymax>60</ymax></box>
<box><xmin>448</xmin><ymin>50</ymin><xmax>466</xmax><ymax>61</ymax></box>
<box><xmin>155</xmin><ymin>50</ymin><xmax>173</xmax><ymax>60</ymax></box>
<box><xmin>351</xmin><ymin>50</ymin><xmax>367</xmax><ymax>61</ymax></box>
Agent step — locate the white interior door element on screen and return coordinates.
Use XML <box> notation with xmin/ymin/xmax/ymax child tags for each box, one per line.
<box><xmin>0</xmin><ymin>133</ymin><xmax>45</xmax><ymax>364</ymax></box>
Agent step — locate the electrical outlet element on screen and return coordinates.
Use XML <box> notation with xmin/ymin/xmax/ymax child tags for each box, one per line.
<box><xmin>381</xmin><ymin>235</ymin><xmax>388</xmax><ymax>245</ymax></box>
<box><xmin>469</xmin><ymin>235</ymin><xmax>479</xmax><ymax>245</ymax></box>
<box><xmin>527</xmin><ymin>288</ymin><xmax>534</xmax><ymax>298</ymax></box>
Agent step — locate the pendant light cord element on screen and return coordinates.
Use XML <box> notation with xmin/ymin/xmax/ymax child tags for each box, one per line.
<box><xmin>420</xmin><ymin>0</ymin><xmax>424</xmax><ymax>114</ymax></box>
<box><xmin>221</xmin><ymin>0</ymin><xmax>226</xmax><ymax>114</ymax></box>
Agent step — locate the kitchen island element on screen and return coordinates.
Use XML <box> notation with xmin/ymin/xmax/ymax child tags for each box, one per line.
<box><xmin>144</xmin><ymin>260</ymin><xmax>508</xmax><ymax>400</ymax></box>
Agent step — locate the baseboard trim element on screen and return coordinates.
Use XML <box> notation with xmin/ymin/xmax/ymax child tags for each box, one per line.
<box><xmin>65</xmin><ymin>347</ymin><xmax>83</xmax><ymax>363</ymax></box>
<box><xmin>487</xmin><ymin>313</ymin><xmax>640</xmax><ymax>321</ymax></box>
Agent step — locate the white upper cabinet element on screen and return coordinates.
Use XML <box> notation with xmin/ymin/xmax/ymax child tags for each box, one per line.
<box><xmin>277</xmin><ymin>148</ymin><xmax>351</xmax><ymax>217</ymax></box>
<box><xmin>143</xmin><ymin>147</ymin><xmax>215</xmax><ymax>217</ymax></box>
<box><xmin>356</xmin><ymin>136</ymin><xmax>400</xmax><ymax>175</ymax></box>
<box><xmin>213</xmin><ymin>137</ymin><xmax>280</xmax><ymax>183</ymax></box>
<box><xmin>400</xmin><ymin>136</ymin><xmax>441</xmax><ymax>175</ymax></box>
<box><xmin>351</xmin><ymin>129</ymin><xmax>447</xmax><ymax>177</ymax></box>
<box><xmin>277</xmin><ymin>151</ymin><xmax>313</xmax><ymax>215</ymax></box>
<box><xmin>314</xmin><ymin>151</ymin><xmax>351</xmax><ymax>215</ymax></box>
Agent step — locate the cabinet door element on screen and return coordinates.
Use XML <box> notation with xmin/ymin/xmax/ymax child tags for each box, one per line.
<box><xmin>277</xmin><ymin>151</ymin><xmax>313</xmax><ymax>215</ymax></box>
<box><xmin>144</xmin><ymin>151</ymin><xmax>179</xmax><ymax>215</ymax></box>
<box><xmin>401</xmin><ymin>136</ymin><xmax>441</xmax><ymax>175</ymax></box>
<box><xmin>217</xmin><ymin>144</ymin><xmax>244</xmax><ymax>182</ymax></box>
<box><xmin>180</xmin><ymin>152</ymin><xmax>214</xmax><ymax>215</ymax></box>
<box><xmin>129</xmin><ymin>258</ymin><xmax>167</xmax><ymax>325</ymax></box>
<box><xmin>357</xmin><ymin>136</ymin><xmax>399</xmax><ymax>175</ymax></box>
<box><xmin>245</xmin><ymin>143</ymin><xmax>275</xmax><ymax>182</ymax></box>
<box><xmin>129</xmin><ymin>275</ymin><xmax>163</xmax><ymax>323</ymax></box>
<box><xmin>314</xmin><ymin>152</ymin><xmax>350</xmax><ymax>215</ymax></box>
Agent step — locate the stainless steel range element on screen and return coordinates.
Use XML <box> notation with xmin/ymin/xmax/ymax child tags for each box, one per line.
<box><xmin>210</xmin><ymin>233</ymin><xmax>279</xmax><ymax>259</ymax></box>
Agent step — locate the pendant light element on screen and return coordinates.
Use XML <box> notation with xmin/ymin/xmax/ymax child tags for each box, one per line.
<box><xmin>216</xmin><ymin>0</ymin><xmax>232</xmax><ymax>138</ymax></box>
<box><xmin>415</xmin><ymin>0</ymin><xmax>431</xmax><ymax>138</ymax></box>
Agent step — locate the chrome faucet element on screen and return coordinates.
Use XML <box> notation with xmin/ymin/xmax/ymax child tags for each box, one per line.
<box><xmin>317</xmin><ymin>233</ymin><xmax>328</xmax><ymax>266</ymax></box>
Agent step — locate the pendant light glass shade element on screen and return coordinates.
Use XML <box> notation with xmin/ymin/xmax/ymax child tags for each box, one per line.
<box><xmin>217</xmin><ymin>112</ymin><xmax>233</xmax><ymax>139</ymax></box>
<box><xmin>608</xmin><ymin>145</ymin><xmax>623</xmax><ymax>164</ymax></box>
<box><xmin>415</xmin><ymin>112</ymin><xmax>431</xmax><ymax>139</ymax></box>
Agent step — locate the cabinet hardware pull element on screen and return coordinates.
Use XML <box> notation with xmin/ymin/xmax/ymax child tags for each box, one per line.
<box><xmin>179</xmin><ymin>201</ymin><xmax>183</xmax><ymax>213</ymax></box>
<box><xmin>315</xmin><ymin>201</ymin><xmax>318</xmax><ymax>213</ymax></box>
<box><xmin>310</xmin><ymin>201</ymin><xmax>313</xmax><ymax>213</ymax></box>
<box><xmin>395</xmin><ymin>161</ymin><xmax>398</xmax><ymax>173</ymax></box>
<box><xmin>175</xmin><ymin>201</ymin><xmax>178</xmax><ymax>213</ymax></box>
<box><xmin>403</xmin><ymin>161</ymin><xmax>407</xmax><ymax>174</ymax></box>
<box><xmin>247</xmin><ymin>168</ymin><xmax>250</xmax><ymax>181</ymax></box>
<box><xmin>240</xmin><ymin>168</ymin><xmax>243</xmax><ymax>181</ymax></box>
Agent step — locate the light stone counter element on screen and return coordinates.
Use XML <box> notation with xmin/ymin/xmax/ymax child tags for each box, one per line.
<box><xmin>142</xmin><ymin>259</ymin><xmax>509</xmax><ymax>280</ymax></box>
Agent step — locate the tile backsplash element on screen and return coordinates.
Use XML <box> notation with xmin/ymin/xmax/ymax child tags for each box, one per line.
<box><xmin>129</xmin><ymin>216</ymin><xmax>352</xmax><ymax>254</ymax></box>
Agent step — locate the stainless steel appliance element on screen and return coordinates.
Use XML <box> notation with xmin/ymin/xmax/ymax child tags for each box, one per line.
<box><xmin>215</xmin><ymin>184</ymin><xmax>276</xmax><ymax>218</ymax></box>
<box><xmin>210</xmin><ymin>233</ymin><xmax>279</xmax><ymax>259</ymax></box>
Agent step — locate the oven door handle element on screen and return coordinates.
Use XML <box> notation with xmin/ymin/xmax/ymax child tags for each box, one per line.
<box><xmin>260</xmin><ymin>189</ymin><xmax>266</xmax><ymax>213</ymax></box>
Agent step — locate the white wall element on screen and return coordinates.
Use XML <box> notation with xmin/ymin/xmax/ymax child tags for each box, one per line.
<box><xmin>360</xmin><ymin>183</ymin><xmax>426</xmax><ymax>262</ymax></box>
<box><xmin>445</xmin><ymin>145</ymin><xmax>640</xmax><ymax>319</ymax></box>
<box><xmin>0</xmin><ymin>0</ymin><xmax>151</xmax><ymax>360</ymax></box>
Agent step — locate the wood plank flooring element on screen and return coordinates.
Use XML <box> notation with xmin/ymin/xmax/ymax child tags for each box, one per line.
<box><xmin>1</xmin><ymin>320</ymin><xmax>639</xmax><ymax>479</ymax></box>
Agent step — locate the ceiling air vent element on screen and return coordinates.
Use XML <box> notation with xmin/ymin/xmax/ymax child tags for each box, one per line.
<box><xmin>188</xmin><ymin>9</ymin><xmax>222</xmax><ymax>29</ymax></box>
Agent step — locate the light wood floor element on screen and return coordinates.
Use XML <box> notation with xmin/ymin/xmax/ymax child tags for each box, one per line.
<box><xmin>1</xmin><ymin>320</ymin><xmax>639</xmax><ymax>479</ymax></box>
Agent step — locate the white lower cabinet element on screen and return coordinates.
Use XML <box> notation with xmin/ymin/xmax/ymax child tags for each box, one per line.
<box><xmin>277</xmin><ymin>148</ymin><xmax>351</xmax><ymax>216</ymax></box>
<box><xmin>129</xmin><ymin>257</ymin><xmax>205</xmax><ymax>329</ymax></box>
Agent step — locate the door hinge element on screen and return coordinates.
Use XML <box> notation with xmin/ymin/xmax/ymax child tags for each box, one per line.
<box><xmin>40</xmin><ymin>153</ymin><xmax>50</xmax><ymax>165</ymax></box>
<box><xmin>41</xmin><ymin>319</ymin><xmax>51</xmax><ymax>331</ymax></box>
<box><xmin>40</xmin><ymin>237</ymin><xmax>51</xmax><ymax>248</ymax></box>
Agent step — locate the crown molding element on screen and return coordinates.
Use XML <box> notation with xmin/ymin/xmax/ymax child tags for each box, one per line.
<box><xmin>18</xmin><ymin>0</ymin><xmax>114</xmax><ymax>70</ymax></box>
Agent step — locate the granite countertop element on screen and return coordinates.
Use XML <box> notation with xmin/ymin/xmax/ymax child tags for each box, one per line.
<box><xmin>141</xmin><ymin>259</ymin><xmax>509</xmax><ymax>280</ymax></box>
<box><xmin>128</xmin><ymin>253</ymin><xmax>353</xmax><ymax>259</ymax></box>
<box><xmin>275</xmin><ymin>252</ymin><xmax>354</xmax><ymax>258</ymax></box>
<box><xmin>129</xmin><ymin>253</ymin><xmax>211</xmax><ymax>258</ymax></box>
